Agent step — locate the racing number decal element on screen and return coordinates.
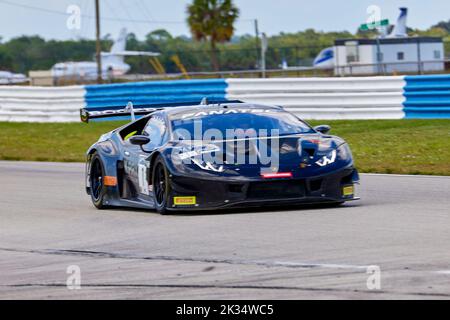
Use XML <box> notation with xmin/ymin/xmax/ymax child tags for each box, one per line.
<box><xmin>138</xmin><ymin>159</ymin><xmax>150</xmax><ymax>195</ymax></box>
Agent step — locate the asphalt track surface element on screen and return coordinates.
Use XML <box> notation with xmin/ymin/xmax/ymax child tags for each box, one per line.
<box><xmin>0</xmin><ymin>161</ymin><xmax>449</xmax><ymax>300</ymax></box>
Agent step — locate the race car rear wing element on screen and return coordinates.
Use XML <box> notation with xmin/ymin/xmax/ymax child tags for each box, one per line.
<box><xmin>80</xmin><ymin>98</ymin><xmax>244</xmax><ymax>123</ymax></box>
<box><xmin>80</xmin><ymin>103</ymin><xmax>160</xmax><ymax>123</ymax></box>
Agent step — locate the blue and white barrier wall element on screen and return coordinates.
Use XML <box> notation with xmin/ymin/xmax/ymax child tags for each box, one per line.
<box><xmin>227</xmin><ymin>77</ymin><xmax>406</xmax><ymax>120</ymax></box>
<box><xmin>403</xmin><ymin>75</ymin><xmax>450</xmax><ymax>119</ymax></box>
<box><xmin>0</xmin><ymin>85</ymin><xmax>85</xmax><ymax>122</ymax></box>
<box><xmin>85</xmin><ymin>79</ymin><xmax>227</xmax><ymax>108</ymax></box>
<box><xmin>0</xmin><ymin>75</ymin><xmax>449</xmax><ymax>122</ymax></box>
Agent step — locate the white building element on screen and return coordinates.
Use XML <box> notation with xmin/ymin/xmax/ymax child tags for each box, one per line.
<box><xmin>312</xmin><ymin>8</ymin><xmax>446</xmax><ymax>76</ymax></box>
<box><xmin>334</xmin><ymin>37</ymin><xmax>444</xmax><ymax>76</ymax></box>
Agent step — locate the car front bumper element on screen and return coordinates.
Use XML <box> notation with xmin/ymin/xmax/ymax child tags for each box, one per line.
<box><xmin>167</xmin><ymin>166</ymin><xmax>360</xmax><ymax>211</ymax></box>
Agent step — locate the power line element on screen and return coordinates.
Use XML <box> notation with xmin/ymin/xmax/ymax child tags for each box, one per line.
<box><xmin>0</xmin><ymin>0</ymin><xmax>69</xmax><ymax>16</ymax></box>
<box><xmin>0</xmin><ymin>0</ymin><xmax>186</xmax><ymax>24</ymax></box>
<box><xmin>103</xmin><ymin>0</ymin><xmax>122</xmax><ymax>23</ymax></box>
<box><xmin>137</xmin><ymin>0</ymin><xmax>155</xmax><ymax>22</ymax></box>
<box><xmin>80</xmin><ymin>0</ymin><xmax>93</xmax><ymax>39</ymax></box>
<box><xmin>118</xmin><ymin>0</ymin><xmax>145</xmax><ymax>34</ymax></box>
<box><xmin>0</xmin><ymin>0</ymin><xmax>256</xmax><ymax>25</ymax></box>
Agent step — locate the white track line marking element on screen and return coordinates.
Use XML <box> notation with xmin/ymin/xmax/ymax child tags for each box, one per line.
<box><xmin>0</xmin><ymin>247</ymin><xmax>371</xmax><ymax>271</ymax></box>
<box><xmin>252</xmin><ymin>260</ymin><xmax>370</xmax><ymax>270</ymax></box>
<box><xmin>362</xmin><ymin>173</ymin><xmax>450</xmax><ymax>179</ymax></box>
<box><xmin>435</xmin><ymin>270</ymin><xmax>450</xmax><ymax>275</ymax></box>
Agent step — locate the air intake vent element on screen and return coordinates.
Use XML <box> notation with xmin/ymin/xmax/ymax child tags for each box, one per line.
<box><xmin>304</xmin><ymin>148</ymin><xmax>316</xmax><ymax>157</ymax></box>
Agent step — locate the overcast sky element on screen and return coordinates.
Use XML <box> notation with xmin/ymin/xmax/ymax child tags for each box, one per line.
<box><xmin>0</xmin><ymin>0</ymin><xmax>449</xmax><ymax>41</ymax></box>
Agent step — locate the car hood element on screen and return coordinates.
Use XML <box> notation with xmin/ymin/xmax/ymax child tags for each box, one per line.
<box><xmin>168</xmin><ymin>133</ymin><xmax>352</xmax><ymax>179</ymax></box>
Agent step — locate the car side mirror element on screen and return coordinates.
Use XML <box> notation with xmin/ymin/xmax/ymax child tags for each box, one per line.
<box><xmin>314</xmin><ymin>125</ymin><xmax>331</xmax><ymax>134</ymax></box>
<box><xmin>129</xmin><ymin>135</ymin><xmax>150</xmax><ymax>146</ymax></box>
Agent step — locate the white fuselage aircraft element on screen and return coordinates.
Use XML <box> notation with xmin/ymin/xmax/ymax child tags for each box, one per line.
<box><xmin>312</xmin><ymin>7</ymin><xmax>409</xmax><ymax>69</ymax></box>
<box><xmin>0</xmin><ymin>71</ymin><xmax>28</xmax><ymax>84</ymax></box>
<box><xmin>51</xmin><ymin>28</ymin><xmax>159</xmax><ymax>80</ymax></box>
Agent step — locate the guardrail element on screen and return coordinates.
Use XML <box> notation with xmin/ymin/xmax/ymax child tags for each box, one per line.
<box><xmin>0</xmin><ymin>75</ymin><xmax>449</xmax><ymax>122</ymax></box>
<box><xmin>85</xmin><ymin>79</ymin><xmax>227</xmax><ymax>108</ymax></box>
<box><xmin>226</xmin><ymin>77</ymin><xmax>406</xmax><ymax>119</ymax></box>
<box><xmin>0</xmin><ymin>85</ymin><xmax>85</xmax><ymax>122</ymax></box>
<box><xmin>403</xmin><ymin>74</ymin><xmax>450</xmax><ymax>118</ymax></box>
<box><xmin>26</xmin><ymin>59</ymin><xmax>450</xmax><ymax>86</ymax></box>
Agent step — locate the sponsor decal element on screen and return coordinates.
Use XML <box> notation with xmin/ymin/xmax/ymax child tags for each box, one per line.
<box><xmin>343</xmin><ymin>185</ymin><xmax>354</xmax><ymax>196</ymax></box>
<box><xmin>178</xmin><ymin>144</ymin><xmax>220</xmax><ymax>160</ymax></box>
<box><xmin>89</xmin><ymin>107</ymin><xmax>157</xmax><ymax>117</ymax></box>
<box><xmin>174</xmin><ymin>196</ymin><xmax>197</xmax><ymax>205</ymax></box>
<box><xmin>191</xmin><ymin>159</ymin><xmax>224</xmax><ymax>172</ymax></box>
<box><xmin>138</xmin><ymin>159</ymin><xmax>150</xmax><ymax>195</ymax></box>
<box><xmin>104</xmin><ymin>176</ymin><xmax>117</xmax><ymax>186</ymax></box>
<box><xmin>179</xmin><ymin>108</ymin><xmax>274</xmax><ymax>120</ymax></box>
<box><xmin>81</xmin><ymin>107</ymin><xmax>158</xmax><ymax>123</ymax></box>
<box><xmin>148</xmin><ymin>115</ymin><xmax>166</xmax><ymax>132</ymax></box>
<box><xmin>316</xmin><ymin>150</ymin><xmax>337</xmax><ymax>167</ymax></box>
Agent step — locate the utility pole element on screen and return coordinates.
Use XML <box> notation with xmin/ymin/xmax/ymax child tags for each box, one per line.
<box><xmin>375</xmin><ymin>37</ymin><xmax>381</xmax><ymax>75</ymax></box>
<box><xmin>417</xmin><ymin>38</ymin><xmax>422</xmax><ymax>75</ymax></box>
<box><xmin>254</xmin><ymin>19</ymin><xmax>260</xmax><ymax>69</ymax></box>
<box><xmin>260</xmin><ymin>32</ymin><xmax>268</xmax><ymax>78</ymax></box>
<box><xmin>95</xmin><ymin>0</ymin><xmax>102</xmax><ymax>84</ymax></box>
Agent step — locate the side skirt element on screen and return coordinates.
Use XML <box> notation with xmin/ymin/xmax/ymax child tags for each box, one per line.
<box><xmin>114</xmin><ymin>198</ymin><xmax>156</xmax><ymax>210</ymax></box>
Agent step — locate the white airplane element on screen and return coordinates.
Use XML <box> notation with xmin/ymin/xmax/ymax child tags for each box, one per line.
<box><xmin>312</xmin><ymin>47</ymin><xmax>335</xmax><ymax>69</ymax></box>
<box><xmin>387</xmin><ymin>7</ymin><xmax>408</xmax><ymax>38</ymax></box>
<box><xmin>51</xmin><ymin>28</ymin><xmax>159</xmax><ymax>80</ymax></box>
<box><xmin>312</xmin><ymin>7</ymin><xmax>409</xmax><ymax>69</ymax></box>
<box><xmin>0</xmin><ymin>71</ymin><xmax>28</xmax><ymax>84</ymax></box>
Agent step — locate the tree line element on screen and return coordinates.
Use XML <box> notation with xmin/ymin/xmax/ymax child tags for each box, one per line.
<box><xmin>0</xmin><ymin>22</ymin><xmax>449</xmax><ymax>75</ymax></box>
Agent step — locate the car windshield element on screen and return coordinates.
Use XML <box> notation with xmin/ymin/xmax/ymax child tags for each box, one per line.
<box><xmin>170</xmin><ymin>108</ymin><xmax>314</xmax><ymax>141</ymax></box>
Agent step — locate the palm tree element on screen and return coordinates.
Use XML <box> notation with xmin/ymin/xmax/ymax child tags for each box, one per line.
<box><xmin>187</xmin><ymin>0</ymin><xmax>239</xmax><ymax>72</ymax></box>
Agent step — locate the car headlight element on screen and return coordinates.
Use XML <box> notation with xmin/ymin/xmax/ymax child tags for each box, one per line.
<box><xmin>336</xmin><ymin>143</ymin><xmax>353</xmax><ymax>162</ymax></box>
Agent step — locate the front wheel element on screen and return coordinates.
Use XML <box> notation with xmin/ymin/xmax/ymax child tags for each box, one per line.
<box><xmin>152</xmin><ymin>156</ymin><xmax>171</xmax><ymax>215</ymax></box>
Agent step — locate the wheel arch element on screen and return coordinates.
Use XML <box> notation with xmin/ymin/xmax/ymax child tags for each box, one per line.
<box><xmin>147</xmin><ymin>151</ymin><xmax>162</xmax><ymax>186</ymax></box>
<box><xmin>85</xmin><ymin>142</ymin><xmax>121</xmax><ymax>200</ymax></box>
<box><xmin>86</xmin><ymin>147</ymin><xmax>98</xmax><ymax>161</ymax></box>
<box><xmin>85</xmin><ymin>147</ymin><xmax>98</xmax><ymax>194</ymax></box>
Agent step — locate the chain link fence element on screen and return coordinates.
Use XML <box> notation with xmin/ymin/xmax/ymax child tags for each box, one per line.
<box><xmin>19</xmin><ymin>43</ymin><xmax>450</xmax><ymax>86</ymax></box>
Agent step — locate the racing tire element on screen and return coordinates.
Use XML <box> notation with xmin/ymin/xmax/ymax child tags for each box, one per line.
<box><xmin>89</xmin><ymin>153</ymin><xmax>108</xmax><ymax>209</ymax></box>
<box><xmin>152</xmin><ymin>156</ymin><xmax>171</xmax><ymax>215</ymax></box>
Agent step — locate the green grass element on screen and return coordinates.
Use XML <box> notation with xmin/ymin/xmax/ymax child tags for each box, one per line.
<box><xmin>1</xmin><ymin>120</ymin><xmax>450</xmax><ymax>175</ymax></box>
<box><xmin>310</xmin><ymin>120</ymin><xmax>450</xmax><ymax>176</ymax></box>
<box><xmin>0</xmin><ymin>121</ymin><xmax>126</xmax><ymax>163</ymax></box>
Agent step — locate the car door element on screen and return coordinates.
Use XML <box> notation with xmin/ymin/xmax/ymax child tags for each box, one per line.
<box><xmin>130</xmin><ymin>113</ymin><xmax>169</xmax><ymax>199</ymax></box>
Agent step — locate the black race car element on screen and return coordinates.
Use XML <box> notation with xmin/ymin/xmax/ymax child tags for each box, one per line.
<box><xmin>81</xmin><ymin>100</ymin><xmax>360</xmax><ymax>214</ymax></box>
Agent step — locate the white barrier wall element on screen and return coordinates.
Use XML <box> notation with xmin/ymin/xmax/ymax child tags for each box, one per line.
<box><xmin>226</xmin><ymin>77</ymin><xmax>406</xmax><ymax>119</ymax></box>
<box><xmin>0</xmin><ymin>76</ymin><xmax>408</xmax><ymax>122</ymax></box>
<box><xmin>0</xmin><ymin>85</ymin><xmax>85</xmax><ymax>122</ymax></box>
